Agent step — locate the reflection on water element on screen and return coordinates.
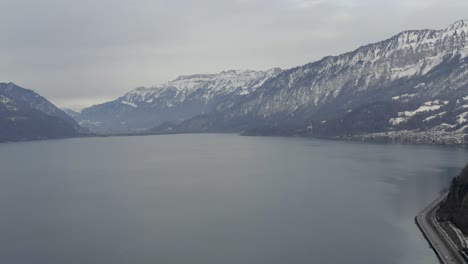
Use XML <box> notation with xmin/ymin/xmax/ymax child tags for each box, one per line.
<box><xmin>0</xmin><ymin>134</ymin><xmax>467</xmax><ymax>264</ymax></box>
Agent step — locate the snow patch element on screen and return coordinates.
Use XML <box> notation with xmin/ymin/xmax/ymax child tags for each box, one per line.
<box><xmin>390</xmin><ymin>101</ymin><xmax>447</xmax><ymax>125</ymax></box>
<box><xmin>391</xmin><ymin>65</ymin><xmax>419</xmax><ymax>79</ymax></box>
<box><xmin>457</xmin><ymin>96</ymin><xmax>468</xmax><ymax>104</ymax></box>
<box><xmin>389</xmin><ymin>117</ymin><xmax>407</xmax><ymax>126</ymax></box>
<box><xmin>457</xmin><ymin>112</ymin><xmax>468</xmax><ymax>124</ymax></box>
<box><xmin>0</xmin><ymin>95</ymin><xmax>18</xmax><ymax>111</ymax></box>
<box><xmin>392</xmin><ymin>94</ymin><xmax>415</xmax><ymax>101</ymax></box>
<box><xmin>414</xmin><ymin>83</ymin><xmax>425</xmax><ymax>89</ymax></box>
<box><xmin>79</xmin><ymin>120</ymin><xmax>102</xmax><ymax>126</ymax></box>
<box><xmin>121</xmin><ymin>101</ymin><xmax>138</xmax><ymax>108</ymax></box>
<box><xmin>400</xmin><ymin>104</ymin><xmax>442</xmax><ymax>118</ymax></box>
<box><xmin>0</xmin><ymin>95</ymin><xmax>12</xmax><ymax>104</ymax></box>
<box><xmin>424</xmin><ymin>112</ymin><xmax>447</xmax><ymax>122</ymax></box>
<box><xmin>457</xmin><ymin>125</ymin><xmax>468</xmax><ymax>132</ymax></box>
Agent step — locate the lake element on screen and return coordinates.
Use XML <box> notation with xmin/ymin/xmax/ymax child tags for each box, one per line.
<box><xmin>1</xmin><ymin>134</ymin><xmax>467</xmax><ymax>264</ymax></box>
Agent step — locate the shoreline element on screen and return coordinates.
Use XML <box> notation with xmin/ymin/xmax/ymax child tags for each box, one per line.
<box><xmin>415</xmin><ymin>193</ymin><xmax>466</xmax><ymax>264</ymax></box>
<box><xmin>1</xmin><ymin>130</ymin><xmax>468</xmax><ymax>148</ymax></box>
<box><xmin>415</xmin><ymin>216</ymin><xmax>444</xmax><ymax>263</ymax></box>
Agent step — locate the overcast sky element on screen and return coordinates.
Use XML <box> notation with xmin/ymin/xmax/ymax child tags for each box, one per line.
<box><xmin>0</xmin><ymin>0</ymin><xmax>467</xmax><ymax>108</ymax></box>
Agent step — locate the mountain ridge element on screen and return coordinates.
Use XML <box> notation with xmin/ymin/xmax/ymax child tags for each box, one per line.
<box><xmin>71</xmin><ymin>20</ymin><xmax>468</xmax><ymax>145</ymax></box>
<box><xmin>145</xmin><ymin>20</ymin><xmax>468</xmax><ymax>143</ymax></box>
<box><xmin>0</xmin><ymin>82</ymin><xmax>85</xmax><ymax>142</ymax></box>
<box><xmin>76</xmin><ymin>68</ymin><xmax>283</xmax><ymax>132</ymax></box>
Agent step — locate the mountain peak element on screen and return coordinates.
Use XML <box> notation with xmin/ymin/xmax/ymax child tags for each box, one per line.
<box><xmin>132</xmin><ymin>86</ymin><xmax>150</xmax><ymax>92</ymax></box>
<box><xmin>0</xmin><ymin>82</ymin><xmax>35</xmax><ymax>94</ymax></box>
<box><xmin>451</xmin><ymin>19</ymin><xmax>468</xmax><ymax>27</ymax></box>
<box><xmin>173</xmin><ymin>73</ymin><xmax>214</xmax><ymax>82</ymax></box>
<box><xmin>265</xmin><ymin>67</ymin><xmax>283</xmax><ymax>75</ymax></box>
<box><xmin>0</xmin><ymin>82</ymin><xmax>17</xmax><ymax>89</ymax></box>
<box><xmin>446</xmin><ymin>19</ymin><xmax>468</xmax><ymax>32</ymax></box>
<box><xmin>219</xmin><ymin>69</ymin><xmax>254</xmax><ymax>75</ymax></box>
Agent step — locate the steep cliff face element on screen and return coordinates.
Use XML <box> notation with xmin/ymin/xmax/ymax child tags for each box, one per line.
<box><xmin>438</xmin><ymin>163</ymin><xmax>468</xmax><ymax>234</ymax></box>
<box><xmin>150</xmin><ymin>20</ymin><xmax>468</xmax><ymax>138</ymax></box>
<box><xmin>0</xmin><ymin>82</ymin><xmax>83</xmax><ymax>142</ymax></box>
<box><xmin>77</xmin><ymin>68</ymin><xmax>282</xmax><ymax>132</ymax></box>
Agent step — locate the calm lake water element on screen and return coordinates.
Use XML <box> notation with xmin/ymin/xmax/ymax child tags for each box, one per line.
<box><xmin>1</xmin><ymin>134</ymin><xmax>467</xmax><ymax>264</ymax></box>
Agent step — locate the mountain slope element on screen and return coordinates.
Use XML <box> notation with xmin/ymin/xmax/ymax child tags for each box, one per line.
<box><xmin>77</xmin><ymin>68</ymin><xmax>282</xmax><ymax>132</ymax></box>
<box><xmin>438</xmin><ymin>163</ymin><xmax>468</xmax><ymax>235</ymax></box>
<box><xmin>0</xmin><ymin>82</ymin><xmax>83</xmax><ymax>142</ymax></box>
<box><xmin>150</xmin><ymin>20</ymin><xmax>468</xmax><ymax>141</ymax></box>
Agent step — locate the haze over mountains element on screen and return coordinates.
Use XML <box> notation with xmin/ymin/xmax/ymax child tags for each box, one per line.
<box><xmin>1</xmin><ymin>20</ymin><xmax>468</xmax><ymax>144</ymax></box>
<box><xmin>73</xmin><ymin>20</ymin><xmax>468</xmax><ymax>143</ymax></box>
<box><xmin>153</xmin><ymin>20</ymin><xmax>468</xmax><ymax>139</ymax></box>
<box><xmin>77</xmin><ymin>69</ymin><xmax>283</xmax><ymax>132</ymax></box>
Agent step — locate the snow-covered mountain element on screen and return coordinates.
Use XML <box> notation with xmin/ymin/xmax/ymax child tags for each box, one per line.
<box><xmin>149</xmin><ymin>20</ymin><xmax>468</xmax><ymax>144</ymax></box>
<box><xmin>0</xmin><ymin>83</ymin><xmax>84</xmax><ymax>142</ymax></box>
<box><xmin>77</xmin><ymin>68</ymin><xmax>282</xmax><ymax>132</ymax></box>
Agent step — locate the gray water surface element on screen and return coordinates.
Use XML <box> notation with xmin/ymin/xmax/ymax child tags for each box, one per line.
<box><xmin>1</xmin><ymin>134</ymin><xmax>467</xmax><ymax>264</ymax></box>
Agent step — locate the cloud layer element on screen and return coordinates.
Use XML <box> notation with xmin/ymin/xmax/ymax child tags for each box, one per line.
<box><xmin>0</xmin><ymin>0</ymin><xmax>466</xmax><ymax>107</ymax></box>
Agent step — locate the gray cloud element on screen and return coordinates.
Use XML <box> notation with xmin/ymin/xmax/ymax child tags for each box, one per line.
<box><xmin>0</xmin><ymin>0</ymin><xmax>467</xmax><ymax>107</ymax></box>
